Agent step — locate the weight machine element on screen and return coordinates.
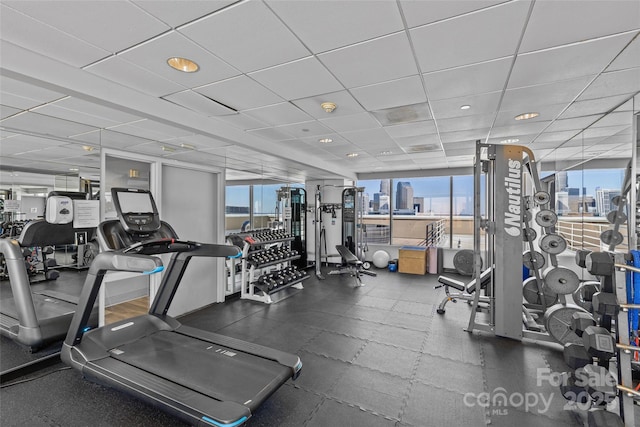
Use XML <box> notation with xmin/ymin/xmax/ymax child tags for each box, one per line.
<box><xmin>465</xmin><ymin>141</ymin><xmax>577</xmax><ymax>342</ymax></box>
<box><xmin>313</xmin><ymin>185</ymin><xmax>369</xmax><ymax>279</ymax></box>
<box><xmin>277</xmin><ymin>187</ymin><xmax>307</xmax><ymax>269</ymax></box>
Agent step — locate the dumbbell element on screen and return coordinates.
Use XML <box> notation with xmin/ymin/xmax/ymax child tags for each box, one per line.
<box><xmin>572</xmin><ymin>282</ymin><xmax>600</xmax><ymax>313</ymax></box>
<box><xmin>592</xmin><ymin>292</ymin><xmax>620</xmax><ymax>317</ymax></box>
<box><xmin>585</xmin><ymin>252</ymin><xmax>614</xmax><ymax>277</ymax></box>
<box><xmin>564</xmin><ymin>313</ymin><xmax>596</xmax><ymax>369</ymax></box>
<box><xmin>575</xmin><ymin>249</ymin><xmax>592</xmax><ymax>268</ymax></box>
<box><xmin>582</xmin><ymin>326</ymin><xmax>615</xmax><ymax>361</ymax></box>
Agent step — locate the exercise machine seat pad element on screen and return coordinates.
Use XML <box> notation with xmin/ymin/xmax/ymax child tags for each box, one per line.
<box><xmin>336</xmin><ymin>245</ymin><xmax>361</xmax><ymax>266</ymax></box>
<box><xmin>438</xmin><ymin>268</ymin><xmax>493</xmax><ymax>293</ymax></box>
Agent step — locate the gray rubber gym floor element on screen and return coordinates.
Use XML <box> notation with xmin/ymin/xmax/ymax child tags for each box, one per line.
<box><xmin>1</xmin><ymin>267</ymin><xmax>633</xmax><ymax>426</ymax></box>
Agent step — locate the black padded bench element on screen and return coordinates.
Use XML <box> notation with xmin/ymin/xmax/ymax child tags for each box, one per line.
<box><xmin>328</xmin><ymin>245</ymin><xmax>376</xmax><ymax>287</ymax></box>
<box><xmin>435</xmin><ymin>268</ymin><xmax>492</xmax><ymax>314</ymax></box>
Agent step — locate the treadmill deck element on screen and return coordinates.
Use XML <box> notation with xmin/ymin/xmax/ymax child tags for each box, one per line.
<box><xmin>108</xmin><ymin>330</ymin><xmax>291</xmax><ymax>407</ymax></box>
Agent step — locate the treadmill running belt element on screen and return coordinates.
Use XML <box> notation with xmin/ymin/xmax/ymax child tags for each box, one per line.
<box><xmin>109</xmin><ymin>330</ymin><xmax>291</xmax><ymax>406</ymax></box>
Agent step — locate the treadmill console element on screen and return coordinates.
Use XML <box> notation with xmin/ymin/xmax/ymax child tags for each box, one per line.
<box><xmin>111</xmin><ymin>188</ymin><xmax>161</xmax><ymax>234</ymax></box>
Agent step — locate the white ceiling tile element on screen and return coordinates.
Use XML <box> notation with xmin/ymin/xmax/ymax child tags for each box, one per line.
<box><xmin>437</xmin><ymin>114</ymin><xmax>495</xmax><ymax>133</ymax></box>
<box><xmin>123</xmin><ymin>119</ymin><xmax>193</xmax><ymax>139</ymax></box>
<box><xmin>108</xmin><ymin>120</ymin><xmax>190</xmax><ymax>141</ymax></box>
<box><xmin>164</xmin><ymin>133</ymin><xmax>232</xmax><ymax>150</ymax></box>
<box><xmin>608</xmin><ymin>35</ymin><xmax>640</xmax><ymax>71</ymax></box>
<box><xmin>318</xmin><ymin>32</ymin><xmax>418</xmax><ymax>88</ymax></box>
<box><xmin>243</xmin><ymin>102</ymin><xmax>312</xmax><ymax>126</ymax></box>
<box><xmin>591</xmin><ymin>111</ymin><xmax>634</xmax><ymax>128</ymax></box>
<box><xmin>440</xmin><ymin>128</ymin><xmax>491</xmax><ymax>144</ymax></box>
<box><xmin>1</xmin><ymin>111</ymin><xmax>97</xmax><ymax>137</ymax></box>
<box><xmin>59</xmin><ymin>153</ymin><xmax>101</xmax><ymax>167</ymax></box>
<box><xmin>32</xmin><ymin>97</ymin><xmax>142</xmax><ymax>128</ymax></box>
<box><xmin>267</xmin><ymin>0</ymin><xmax>404</xmax><ymax>53</ymax></box>
<box><xmin>76</xmin><ymin>129</ymin><xmax>148</xmax><ymax>150</ymax></box>
<box><xmin>1</xmin><ymin>105</ymin><xmax>21</xmax><ymax>120</ymax></box>
<box><xmin>319</xmin><ymin>112</ymin><xmax>381</xmax><ymax>133</ymax></box>
<box><xmin>410</xmin><ymin>1</ymin><xmax>530</xmax><ymax>72</ymax></box>
<box><xmin>393</xmin><ymin>133</ymin><xmax>442</xmax><ymax>148</ymax></box>
<box><xmin>520</xmin><ymin>1</ymin><xmax>640</xmax><ymax>53</ymax></box>
<box><xmin>163</xmin><ymin>90</ymin><xmax>237</xmax><ymax>116</ymax></box>
<box><xmin>501</xmin><ymin>75</ymin><xmax>595</xmax><ymax>111</ymax></box>
<box><xmin>423</xmin><ymin>57</ymin><xmax>512</xmax><ymax>100</ymax></box>
<box><xmin>0</xmin><ymin>5</ymin><xmax>110</xmax><ymax>67</ymax></box>
<box><xmin>543</xmin><ymin>116</ymin><xmax>602</xmax><ymax>133</ymax></box>
<box><xmin>274</xmin><ymin>121</ymin><xmax>332</xmax><ymax>138</ymax></box>
<box><xmin>535</xmin><ymin>130</ymin><xmax>582</xmax><ymax>144</ymax></box>
<box><xmin>0</xmin><ymin>77</ymin><xmax>66</xmax><ymax>108</ymax></box>
<box><xmin>298</xmin><ymin>133</ymin><xmax>351</xmax><ymax>146</ymax></box>
<box><xmin>583</xmin><ymin>125</ymin><xmax>630</xmax><ymax>139</ymax></box>
<box><xmin>14</xmin><ymin>145</ymin><xmax>83</xmax><ymax>161</ymax></box>
<box><xmin>132</xmin><ymin>0</ymin><xmax>235</xmax><ymax>27</ymax></box>
<box><xmin>85</xmin><ymin>56</ymin><xmax>185</xmax><ymax>97</ymax></box>
<box><xmin>69</xmin><ymin>130</ymin><xmax>102</xmax><ymax>145</ymax></box>
<box><xmin>431</xmin><ymin>91</ymin><xmax>502</xmax><ymax>120</ymax></box>
<box><xmin>212</xmin><ymin>113</ymin><xmax>268</xmax><ymax>131</ymax></box>
<box><xmin>579</xmin><ymin>68</ymin><xmax>640</xmax><ymax>101</ymax></box>
<box><xmin>561</xmin><ymin>94</ymin><xmax>633</xmax><ymax>120</ymax></box>
<box><xmin>195</xmin><ymin>75</ymin><xmax>283</xmax><ymax>111</ymax></box>
<box><xmin>490</xmin><ymin>121</ymin><xmax>550</xmax><ymax>138</ymax></box>
<box><xmin>246</xmin><ymin>127</ymin><xmax>295</xmax><ymax>141</ymax></box>
<box><xmin>128</xmin><ymin>142</ymin><xmax>171</xmax><ymax>157</ymax></box>
<box><xmin>249</xmin><ymin>56</ymin><xmax>343</xmax><ymax>101</ymax></box>
<box><xmin>161</xmin><ymin>149</ymin><xmax>226</xmax><ymax>165</ymax></box>
<box><xmin>118</xmin><ymin>31</ymin><xmax>239</xmax><ymax>88</ymax></box>
<box><xmin>350</xmin><ymin>75</ymin><xmax>426</xmax><ymax>111</ymax></box>
<box><xmin>292</xmin><ymin>90</ymin><xmax>364</xmax><ymax>119</ymax></box>
<box><xmin>4</xmin><ymin>0</ymin><xmax>170</xmax><ymax>53</ymax></box>
<box><xmin>508</xmin><ymin>33</ymin><xmax>635</xmax><ymax>88</ymax></box>
<box><xmin>384</xmin><ymin>121</ymin><xmax>437</xmax><ymax>139</ymax></box>
<box><xmin>179</xmin><ymin>0</ymin><xmax>309</xmax><ymax>73</ymax></box>
<box><xmin>400</xmin><ymin>0</ymin><xmax>508</xmax><ymax>28</ymax></box>
<box><xmin>0</xmin><ymin>134</ymin><xmax>65</xmax><ymax>156</ymax></box>
<box><xmin>341</xmin><ymin>128</ymin><xmax>396</xmax><ymax>147</ymax></box>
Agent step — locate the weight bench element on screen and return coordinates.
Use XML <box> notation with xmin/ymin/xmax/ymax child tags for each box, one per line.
<box><xmin>328</xmin><ymin>245</ymin><xmax>376</xmax><ymax>287</ymax></box>
<box><xmin>435</xmin><ymin>268</ymin><xmax>492</xmax><ymax>314</ymax></box>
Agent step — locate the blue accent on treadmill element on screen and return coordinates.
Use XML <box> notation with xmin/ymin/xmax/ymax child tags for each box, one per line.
<box><xmin>295</xmin><ymin>360</ymin><xmax>302</xmax><ymax>370</ymax></box>
<box><xmin>143</xmin><ymin>266</ymin><xmax>164</xmax><ymax>275</ymax></box>
<box><xmin>201</xmin><ymin>415</ymin><xmax>248</xmax><ymax>427</ymax></box>
<box><xmin>630</xmin><ymin>251</ymin><xmax>640</xmax><ymax>334</ymax></box>
<box><xmin>83</xmin><ymin>326</ymin><xmax>91</xmax><ymax>332</ymax></box>
<box><xmin>228</xmin><ymin>251</ymin><xmax>242</xmax><ymax>259</ymax></box>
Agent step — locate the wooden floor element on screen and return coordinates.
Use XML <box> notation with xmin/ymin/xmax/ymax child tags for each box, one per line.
<box><xmin>105</xmin><ymin>296</ymin><xmax>149</xmax><ymax>324</ymax></box>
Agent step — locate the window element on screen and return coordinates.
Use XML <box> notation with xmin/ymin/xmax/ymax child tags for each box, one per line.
<box><xmin>225</xmin><ymin>185</ymin><xmax>249</xmax><ymax>233</ymax></box>
<box><xmin>390</xmin><ymin>177</ymin><xmax>450</xmax><ymax>246</ymax></box>
<box><xmin>359</xmin><ymin>179</ymin><xmax>390</xmax><ymax>245</ymax></box>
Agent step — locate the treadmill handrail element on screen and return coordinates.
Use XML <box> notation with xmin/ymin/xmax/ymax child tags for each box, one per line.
<box><xmin>150</xmin><ymin>243</ymin><xmax>242</xmax><ymax>315</ymax></box>
<box><xmin>0</xmin><ymin>238</ymin><xmax>39</xmax><ymax>329</ymax></box>
<box><xmin>64</xmin><ymin>251</ymin><xmax>163</xmax><ymax>346</ymax></box>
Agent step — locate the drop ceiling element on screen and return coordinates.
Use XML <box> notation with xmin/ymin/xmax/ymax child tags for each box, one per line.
<box><xmin>0</xmin><ymin>0</ymin><xmax>639</xmax><ymax>184</ymax></box>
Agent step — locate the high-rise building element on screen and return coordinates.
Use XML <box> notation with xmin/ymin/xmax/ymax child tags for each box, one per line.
<box><xmin>396</xmin><ymin>181</ymin><xmax>414</xmax><ymax>210</ymax></box>
<box><xmin>379</xmin><ymin>180</ymin><xmax>389</xmax><ymax>195</ymax></box>
<box><xmin>557</xmin><ymin>171</ymin><xmax>568</xmax><ymax>191</ymax></box>
<box><xmin>595</xmin><ymin>188</ymin><xmax>622</xmax><ymax>216</ymax></box>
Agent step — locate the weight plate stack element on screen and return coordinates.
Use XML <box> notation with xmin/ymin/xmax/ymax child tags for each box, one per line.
<box><xmin>543</xmin><ymin>266</ymin><xmax>580</xmax><ymax>295</ymax></box>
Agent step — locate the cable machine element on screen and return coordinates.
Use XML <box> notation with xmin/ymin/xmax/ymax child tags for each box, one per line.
<box><xmin>277</xmin><ymin>187</ymin><xmax>307</xmax><ymax>269</ymax></box>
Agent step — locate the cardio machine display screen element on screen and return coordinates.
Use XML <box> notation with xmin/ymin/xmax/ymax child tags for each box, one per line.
<box><xmin>117</xmin><ymin>191</ymin><xmax>154</xmax><ymax>214</ymax></box>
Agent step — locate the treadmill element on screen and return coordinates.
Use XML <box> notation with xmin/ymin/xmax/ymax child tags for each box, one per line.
<box><xmin>0</xmin><ymin>194</ymin><xmax>98</xmax><ymax>349</ymax></box>
<box><xmin>62</xmin><ymin>188</ymin><xmax>302</xmax><ymax>427</ymax></box>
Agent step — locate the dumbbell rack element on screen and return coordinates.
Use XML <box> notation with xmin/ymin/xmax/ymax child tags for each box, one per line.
<box><xmin>232</xmin><ymin>230</ymin><xmax>307</xmax><ymax>304</ymax></box>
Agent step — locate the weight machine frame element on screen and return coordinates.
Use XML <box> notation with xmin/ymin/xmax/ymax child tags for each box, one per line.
<box><xmin>467</xmin><ymin>141</ymin><xmax>558</xmax><ymax>342</ymax></box>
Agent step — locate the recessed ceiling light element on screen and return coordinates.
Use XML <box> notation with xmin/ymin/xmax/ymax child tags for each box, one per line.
<box><xmin>82</xmin><ymin>145</ymin><xmax>95</xmax><ymax>152</ymax></box>
<box><xmin>321</xmin><ymin>102</ymin><xmax>337</xmax><ymax>113</ymax></box>
<box><xmin>161</xmin><ymin>146</ymin><xmax>175</xmax><ymax>152</ymax></box>
<box><xmin>514</xmin><ymin>112</ymin><xmax>539</xmax><ymax>121</ymax></box>
<box><xmin>69</xmin><ymin>168</ymin><xmax>79</xmax><ymax>172</ymax></box>
<box><xmin>346</xmin><ymin>152</ymin><xmax>358</xmax><ymax>158</ymax></box>
<box><xmin>500</xmin><ymin>138</ymin><xmax>520</xmax><ymax>144</ymax></box>
<box><xmin>379</xmin><ymin>150</ymin><xmax>392</xmax><ymax>155</ymax></box>
<box><xmin>167</xmin><ymin>57</ymin><xmax>199</xmax><ymax>73</ymax></box>
<box><xmin>460</xmin><ymin>105</ymin><xmax>471</xmax><ymax>110</ymax></box>
<box><xmin>318</xmin><ymin>138</ymin><xmax>333</xmax><ymax>144</ymax></box>
<box><xmin>180</xmin><ymin>143</ymin><xmax>195</xmax><ymax>150</ymax></box>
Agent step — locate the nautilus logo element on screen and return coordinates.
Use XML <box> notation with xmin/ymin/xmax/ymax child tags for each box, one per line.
<box><xmin>504</xmin><ymin>158</ymin><xmax>522</xmax><ymax>237</ymax></box>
